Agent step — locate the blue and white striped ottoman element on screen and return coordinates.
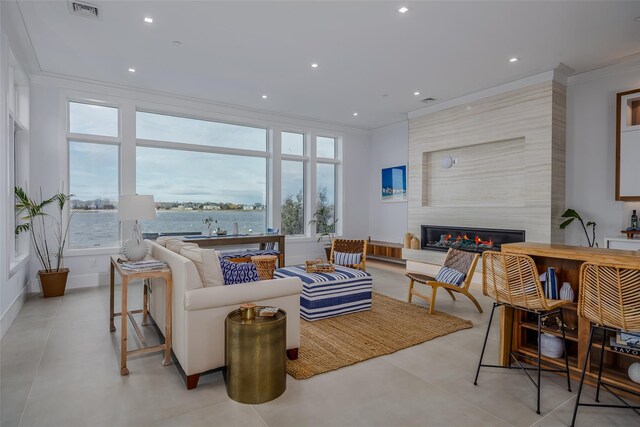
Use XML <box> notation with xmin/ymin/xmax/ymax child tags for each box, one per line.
<box><xmin>274</xmin><ymin>265</ymin><xmax>372</xmax><ymax>321</ymax></box>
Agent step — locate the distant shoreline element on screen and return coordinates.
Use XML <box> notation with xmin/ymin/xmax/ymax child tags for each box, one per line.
<box><xmin>72</xmin><ymin>209</ymin><xmax>265</xmax><ymax>213</ymax></box>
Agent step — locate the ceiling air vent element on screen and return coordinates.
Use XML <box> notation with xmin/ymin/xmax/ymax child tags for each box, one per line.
<box><xmin>420</xmin><ymin>97</ymin><xmax>436</xmax><ymax>104</ymax></box>
<box><xmin>68</xmin><ymin>1</ymin><xmax>99</xmax><ymax>20</ymax></box>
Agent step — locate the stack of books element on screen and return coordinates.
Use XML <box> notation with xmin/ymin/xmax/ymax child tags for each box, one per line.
<box><xmin>609</xmin><ymin>332</ymin><xmax>640</xmax><ymax>356</ymax></box>
<box><xmin>121</xmin><ymin>259</ymin><xmax>167</xmax><ymax>271</ymax></box>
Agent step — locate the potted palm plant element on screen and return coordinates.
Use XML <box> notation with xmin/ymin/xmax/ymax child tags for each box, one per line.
<box><xmin>15</xmin><ymin>187</ymin><xmax>74</xmax><ymax>298</ymax></box>
<box><xmin>309</xmin><ymin>206</ymin><xmax>339</xmax><ymax>261</ymax></box>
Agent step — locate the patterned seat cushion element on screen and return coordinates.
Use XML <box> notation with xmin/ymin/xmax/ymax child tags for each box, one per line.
<box><xmin>265</xmin><ymin>228</ymin><xmax>279</xmax><ymax>250</ymax></box>
<box><xmin>435</xmin><ymin>266</ymin><xmax>466</xmax><ymax>287</ymax></box>
<box><xmin>220</xmin><ymin>259</ymin><xmax>260</xmax><ymax>285</ymax></box>
<box><xmin>333</xmin><ymin>251</ymin><xmax>362</xmax><ymax>266</ymax></box>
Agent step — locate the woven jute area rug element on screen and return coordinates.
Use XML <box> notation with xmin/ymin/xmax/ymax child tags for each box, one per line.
<box><xmin>286</xmin><ymin>292</ymin><xmax>473</xmax><ymax>379</ymax></box>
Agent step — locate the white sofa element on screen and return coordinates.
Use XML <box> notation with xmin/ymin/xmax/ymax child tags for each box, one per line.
<box><xmin>146</xmin><ymin>240</ymin><xmax>303</xmax><ymax>389</ymax></box>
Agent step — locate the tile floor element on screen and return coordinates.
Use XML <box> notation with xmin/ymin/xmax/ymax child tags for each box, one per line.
<box><xmin>1</xmin><ymin>260</ymin><xmax>638</xmax><ymax>427</ymax></box>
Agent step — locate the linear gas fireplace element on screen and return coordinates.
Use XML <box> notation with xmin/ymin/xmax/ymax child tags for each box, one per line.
<box><xmin>421</xmin><ymin>225</ymin><xmax>525</xmax><ymax>253</ymax></box>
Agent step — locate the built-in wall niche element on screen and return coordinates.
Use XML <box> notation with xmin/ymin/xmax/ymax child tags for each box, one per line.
<box><xmin>616</xmin><ymin>88</ymin><xmax>640</xmax><ymax>201</ymax></box>
<box><xmin>421</xmin><ymin>137</ymin><xmax>526</xmax><ymax>207</ymax></box>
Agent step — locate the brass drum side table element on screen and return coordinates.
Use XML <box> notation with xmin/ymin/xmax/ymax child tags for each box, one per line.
<box><xmin>225</xmin><ymin>308</ymin><xmax>286</xmax><ymax>404</ymax></box>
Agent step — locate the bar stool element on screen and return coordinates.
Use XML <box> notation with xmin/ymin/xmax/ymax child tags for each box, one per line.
<box><xmin>474</xmin><ymin>251</ymin><xmax>572</xmax><ymax>415</ymax></box>
<box><xmin>570</xmin><ymin>262</ymin><xmax>640</xmax><ymax>426</ymax></box>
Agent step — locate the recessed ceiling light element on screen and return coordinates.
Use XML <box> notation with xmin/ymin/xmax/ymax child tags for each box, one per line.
<box><xmin>172</xmin><ymin>40</ymin><xmax>182</xmax><ymax>46</ymax></box>
<box><xmin>128</xmin><ymin>68</ymin><xmax>136</xmax><ymax>73</ymax></box>
<box><xmin>353</xmin><ymin>112</ymin><xmax>358</xmax><ymax>116</ymax></box>
<box><xmin>144</xmin><ymin>17</ymin><xmax>153</xmax><ymax>23</ymax></box>
<box><xmin>509</xmin><ymin>57</ymin><xmax>519</xmax><ymax>63</ymax></box>
<box><xmin>413</xmin><ymin>91</ymin><xmax>420</xmax><ymax>96</ymax></box>
<box><xmin>311</xmin><ymin>63</ymin><xmax>319</xmax><ymax>68</ymax></box>
<box><xmin>398</xmin><ymin>6</ymin><xmax>409</xmax><ymax>13</ymax></box>
<box><xmin>261</xmin><ymin>94</ymin><xmax>268</xmax><ymax>99</ymax></box>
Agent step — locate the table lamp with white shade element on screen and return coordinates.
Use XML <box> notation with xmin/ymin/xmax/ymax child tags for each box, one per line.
<box><xmin>118</xmin><ymin>195</ymin><xmax>157</xmax><ymax>261</ymax></box>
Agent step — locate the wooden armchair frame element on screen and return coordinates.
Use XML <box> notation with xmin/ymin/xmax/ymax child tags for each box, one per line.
<box><xmin>406</xmin><ymin>248</ymin><xmax>481</xmax><ymax>314</ymax></box>
<box><xmin>329</xmin><ymin>239</ymin><xmax>367</xmax><ymax>271</ymax></box>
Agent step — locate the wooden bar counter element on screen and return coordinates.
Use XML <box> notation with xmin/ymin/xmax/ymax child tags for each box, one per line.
<box><xmin>499</xmin><ymin>243</ymin><xmax>640</xmax><ymax>395</ymax></box>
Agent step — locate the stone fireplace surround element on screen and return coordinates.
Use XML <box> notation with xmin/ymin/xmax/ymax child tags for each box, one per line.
<box><xmin>403</xmin><ymin>74</ymin><xmax>567</xmax><ymax>272</ymax></box>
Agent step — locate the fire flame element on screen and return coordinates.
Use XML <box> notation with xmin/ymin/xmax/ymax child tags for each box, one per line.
<box><xmin>445</xmin><ymin>233</ymin><xmax>493</xmax><ymax>247</ymax></box>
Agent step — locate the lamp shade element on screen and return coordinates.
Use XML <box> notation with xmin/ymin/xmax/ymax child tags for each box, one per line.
<box><xmin>118</xmin><ymin>195</ymin><xmax>157</xmax><ymax>221</ymax></box>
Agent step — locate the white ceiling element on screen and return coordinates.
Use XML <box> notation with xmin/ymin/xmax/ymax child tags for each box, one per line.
<box><xmin>13</xmin><ymin>0</ymin><xmax>640</xmax><ymax>129</ymax></box>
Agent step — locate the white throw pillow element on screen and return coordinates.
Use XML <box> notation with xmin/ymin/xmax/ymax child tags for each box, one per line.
<box><xmin>166</xmin><ymin>239</ymin><xmax>198</xmax><ymax>254</ymax></box>
<box><xmin>155</xmin><ymin>236</ymin><xmax>173</xmax><ymax>247</ymax></box>
<box><xmin>180</xmin><ymin>246</ymin><xmax>224</xmax><ymax>287</ymax></box>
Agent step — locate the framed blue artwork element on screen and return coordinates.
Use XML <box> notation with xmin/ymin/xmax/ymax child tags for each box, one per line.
<box><xmin>381</xmin><ymin>165</ymin><xmax>407</xmax><ymax>202</ymax></box>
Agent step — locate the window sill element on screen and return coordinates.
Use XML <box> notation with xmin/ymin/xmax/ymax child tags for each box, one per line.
<box><xmin>285</xmin><ymin>235</ymin><xmax>343</xmax><ymax>244</ymax></box>
<box><xmin>64</xmin><ymin>247</ymin><xmax>121</xmax><ymax>257</ymax></box>
<box><xmin>9</xmin><ymin>253</ymin><xmax>30</xmax><ymax>277</ymax></box>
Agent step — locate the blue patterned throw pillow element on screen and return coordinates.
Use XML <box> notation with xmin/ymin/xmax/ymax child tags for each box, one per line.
<box><xmin>333</xmin><ymin>251</ymin><xmax>362</xmax><ymax>266</ymax></box>
<box><xmin>435</xmin><ymin>266</ymin><xmax>466</xmax><ymax>287</ymax></box>
<box><xmin>220</xmin><ymin>259</ymin><xmax>260</xmax><ymax>285</ymax></box>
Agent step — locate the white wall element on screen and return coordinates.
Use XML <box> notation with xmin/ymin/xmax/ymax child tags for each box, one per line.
<box><xmin>566</xmin><ymin>58</ymin><xmax>640</xmax><ymax>246</ymax></box>
<box><xmin>0</xmin><ymin>16</ymin><xmax>32</xmax><ymax>338</ymax></box>
<box><xmin>28</xmin><ymin>75</ymin><xmax>371</xmax><ymax>290</ymax></box>
<box><xmin>368</xmin><ymin>121</ymin><xmax>408</xmax><ymax>243</ymax></box>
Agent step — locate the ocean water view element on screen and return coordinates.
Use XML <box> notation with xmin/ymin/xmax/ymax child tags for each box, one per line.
<box><xmin>69</xmin><ymin>210</ymin><xmax>266</xmax><ymax>249</ymax></box>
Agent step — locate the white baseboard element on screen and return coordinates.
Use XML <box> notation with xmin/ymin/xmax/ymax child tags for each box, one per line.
<box><xmin>1</xmin><ymin>282</ymin><xmax>29</xmax><ymax>339</ymax></box>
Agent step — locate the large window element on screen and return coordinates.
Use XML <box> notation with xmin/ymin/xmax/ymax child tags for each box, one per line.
<box><xmin>281</xmin><ymin>160</ymin><xmax>305</xmax><ymax>235</ymax></box>
<box><xmin>68</xmin><ymin>101</ymin><xmax>121</xmax><ymax>249</ymax></box>
<box><xmin>64</xmin><ymin>98</ymin><xmax>343</xmax><ymax>251</ymax></box>
<box><xmin>316</xmin><ymin>163</ymin><xmax>336</xmax><ymax>233</ymax></box>
<box><xmin>136</xmin><ymin>113</ymin><xmax>268</xmax><ymax>236</ymax></box>
<box><xmin>9</xmin><ymin>118</ymin><xmax>28</xmax><ymax>258</ymax></box>
<box><xmin>317</xmin><ymin>136</ymin><xmax>336</xmax><ymax>159</ymax></box>
<box><xmin>280</xmin><ymin>132</ymin><xmax>306</xmax><ymax>235</ymax></box>
<box><xmin>69</xmin><ymin>102</ymin><xmax>118</xmax><ymax>137</ymax></box>
<box><xmin>315</xmin><ymin>136</ymin><xmax>338</xmax><ymax>234</ymax></box>
<box><xmin>69</xmin><ymin>142</ymin><xmax>120</xmax><ymax>248</ymax></box>
<box><xmin>136</xmin><ymin>111</ymin><xmax>267</xmax><ymax>151</ymax></box>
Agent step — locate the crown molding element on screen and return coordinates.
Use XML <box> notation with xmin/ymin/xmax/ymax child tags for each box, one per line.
<box><xmin>567</xmin><ymin>52</ymin><xmax>640</xmax><ymax>86</ymax></box>
<box><xmin>31</xmin><ymin>72</ymin><xmax>372</xmax><ymax>136</ymax></box>
<box><xmin>408</xmin><ymin>64</ymin><xmax>572</xmax><ymax>120</ymax></box>
<box><xmin>1</xmin><ymin>0</ymin><xmax>40</xmax><ymax>74</ymax></box>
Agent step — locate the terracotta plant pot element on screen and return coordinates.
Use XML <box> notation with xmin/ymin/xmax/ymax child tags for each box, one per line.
<box><xmin>324</xmin><ymin>246</ymin><xmax>331</xmax><ymax>261</ymax></box>
<box><xmin>38</xmin><ymin>268</ymin><xmax>69</xmax><ymax>298</ymax></box>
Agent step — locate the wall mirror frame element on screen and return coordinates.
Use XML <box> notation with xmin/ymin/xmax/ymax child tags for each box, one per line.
<box><xmin>616</xmin><ymin>87</ymin><xmax>640</xmax><ymax>201</ymax></box>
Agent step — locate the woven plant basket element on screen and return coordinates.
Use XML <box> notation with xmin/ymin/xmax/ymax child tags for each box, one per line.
<box><xmin>305</xmin><ymin>258</ymin><xmax>335</xmax><ymax>273</ymax></box>
<box><xmin>251</xmin><ymin>255</ymin><xmax>278</xmax><ymax>280</ymax></box>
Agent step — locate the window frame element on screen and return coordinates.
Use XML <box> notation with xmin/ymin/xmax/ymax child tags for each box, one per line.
<box><xmin>134</xmin><ymin>108</ymin><xmax>271</xmax><ymax>238</ymax></box>
<box><xmin>7</xmin><ymin>65</ymin><xmax>30</xmax><ymax>275</ymax></box>
<box><xmin>60</xmin><ymin>91</ymin><xmax>345</xmax><ymax>254</ymax></box>
<box><xmin>314</xmin><ymin>135</ymin><xmax>341</xmax><ymax>238</ymax></box>
<box><xmin>280</xmin><ymin>130</ymin><xmax>308</xmax><ymax>236</ymax></box>
<box><xmin>8</xmin><ymin>116</ymin><xmax>30</xmax><ymax>272</ymax></box>
<box><xmin>65</xmin><ymin>97</ymin><xmax>122</xmax><ymax>255</ymax></box>
<box><xmin>136</xmin><ymin>109</ymin><xmax>269</xmax><ymax>153</ymax></box>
